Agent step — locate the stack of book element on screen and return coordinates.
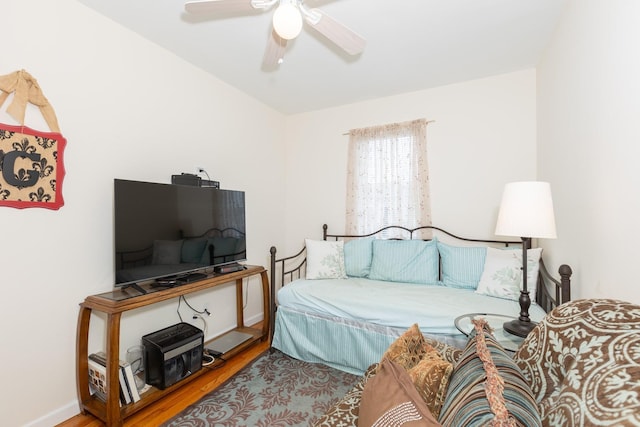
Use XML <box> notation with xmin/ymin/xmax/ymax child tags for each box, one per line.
<box><xmin>88</xmin><ymin>351</ymin><xmax>141</xmax><ymax>405</ymax></box>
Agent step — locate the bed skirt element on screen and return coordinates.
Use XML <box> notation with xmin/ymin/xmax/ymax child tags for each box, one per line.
<box><xmin>272</xmin><ymin>306</ymin><xmax>467</xmax><ymax>375</ymax></box>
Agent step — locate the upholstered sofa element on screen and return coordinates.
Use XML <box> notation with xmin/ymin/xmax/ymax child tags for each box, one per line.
<box><xmin>314</xmin><ymin>299</ymin><xmax>640</xmax><ymax>427</ymax></box>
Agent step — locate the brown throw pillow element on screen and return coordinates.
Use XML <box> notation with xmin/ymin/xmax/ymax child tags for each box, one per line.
<box><xmin>381</xmin><ymin>323</ymin><xmax>431</xmax><ymax>369</ymax></box>
<box><xmin>408</xmin><ymin>351</ymin><xmax>454</xmax><ymax>419</ymax></box>
<box><xmin>381</xmin><ymin>324</ymin><xmax>454</xmax><ymax>419</ymax></box>
<box><xmin>424</xmin><ymin>336</ymin><xmax>462</xmax><ymax>365</ymax></box>
<box><xmin>359</xmin><ymin>359</ymin><xmax>442</xmax><ymax>427</ymax></box>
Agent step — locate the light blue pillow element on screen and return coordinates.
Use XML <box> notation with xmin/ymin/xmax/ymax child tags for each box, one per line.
<box><xmin>437</xmin><ymin>242</ymin><xmax>487</xmax><ymax>289</ymax></box>
<box><xmin>368</xmin><ymin>239</ymin><xmax>439</xmax><ymax>284</ymax></box>
<box><xmin>343</xmin><ymin>237</ymin><xmax>374</xmax><ymax>278</ymax></box>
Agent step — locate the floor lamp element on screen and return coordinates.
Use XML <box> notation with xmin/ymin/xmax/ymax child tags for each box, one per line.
<box><xmin>495</xmin><ymin>181</ymin><xmax>557</xmax><ymax>337</ymax></box>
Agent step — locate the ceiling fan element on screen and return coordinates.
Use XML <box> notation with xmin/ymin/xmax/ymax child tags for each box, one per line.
<box><xmin>184</xmin><ymin>0</ymin><xmax>366</xmax><ymax>68</ymax></box>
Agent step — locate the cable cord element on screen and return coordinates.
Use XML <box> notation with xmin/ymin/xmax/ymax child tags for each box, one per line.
<box><xmin>177</xmin><ymin>295</ymin><xmax>211</xmax><ymax>330</ymax></box>
<box><xmin>180</xmin><ymin>295</ymin><xmax>211</xmax><ymax>316</ymax></box>
<box><xmin>243</xmin><ymin>278</ymin><xmax>249</xmax><ymax>309</ymax></box>
<box><xmin>192</xmin><ymin>313</ymin><xmax>208</xmax><ymax>336</ymax></box>
<box><xmin>198</xmin><ymin>168</ymin><xmax>212</xmax><ymax>182</ymax></box>
<box><xmin>202</xmin><ymin>353</ymin><xmax>215</xmax><ymax>366</ymax></box>
<box><xmin>177</xmin><ymin>297</ymin><xmax>184</xmax><ymax>323</ymax></box>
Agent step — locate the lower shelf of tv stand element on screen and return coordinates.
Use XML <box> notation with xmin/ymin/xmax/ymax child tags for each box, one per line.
<box><xmin>83</xmin><ymin>326</ymin><xmax>264</xmax><ymax>422</ymax></box>
<box><xmin>76</xmin><ymin>265</ymin><xmax>270</xmax><ymax>427</ymax></box>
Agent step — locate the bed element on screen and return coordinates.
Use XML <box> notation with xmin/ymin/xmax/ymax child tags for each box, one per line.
<box><xmin>269</xmin><ymin>224</ymin><xmax>572</xmax><ymax>375</ymax></box>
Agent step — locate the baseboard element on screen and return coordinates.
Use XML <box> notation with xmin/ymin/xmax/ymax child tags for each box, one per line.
<box><xmin>24</xmin><ymin>400</ymin><xmax>79</xmax><ymax>427</ymax></box>
<box><xmin>245</xmin><ymin>312</ymin><xmax>264</xmax><ymax>328</ymax></box>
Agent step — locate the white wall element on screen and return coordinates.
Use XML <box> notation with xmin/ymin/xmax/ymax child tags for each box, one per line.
<box><xmin>1</xmin><ymin>1</ymin><xmax>286</xmax><ymax>425</ymax></box>
<box><xmin>537</xmin><ymin>0</ymin><xmax>640</xmax><ymax>303</ymax></box>
<box><xmin>281</xmin><ymin>70</ymin><xmax>538</xmax><ymax>253</ymax></box>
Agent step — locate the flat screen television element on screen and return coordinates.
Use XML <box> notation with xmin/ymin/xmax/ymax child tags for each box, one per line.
<box><xmin>114</xmin><ymin>179</ymin><xmax>246</xmax><ymax>289</ymax></box>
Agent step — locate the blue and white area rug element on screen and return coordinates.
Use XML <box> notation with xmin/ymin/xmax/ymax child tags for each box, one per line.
<box><xmin>163</xmin><ymin>349</ymin><xmax>359</xmax><ymax>426</ymax></box>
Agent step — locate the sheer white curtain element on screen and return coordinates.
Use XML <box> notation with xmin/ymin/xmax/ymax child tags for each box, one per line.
<box><xmin>346</xmin><ymin>119</ymin><xmax>432</xmax><ymax>236</ymax></box>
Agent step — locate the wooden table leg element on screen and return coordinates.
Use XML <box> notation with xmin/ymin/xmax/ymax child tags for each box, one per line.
<box><xmin>76</xmin><ymin>305</ymin><xmax>92</xmax><ymax>414</ymax></box>
<box><xmin>260</xmin><ymin>270</ymin><xmax>270</xmax><ymax>340</ymax></box>
<box><xmin>235</xmin><ymin>278</ymin><xmax>244</xmax><ymax>329</ymax></box>
<box><xmin>105</xmin><ymin>312</ymin><xmax>122</xmax><ymax>426</ymax></box>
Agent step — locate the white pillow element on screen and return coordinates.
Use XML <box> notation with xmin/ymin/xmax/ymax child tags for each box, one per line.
<box><xmin>305</xmin><ymin>239</ymin><xmax>347</xmax><ymax>280</ymax></box>
<box><xmin>475</xmin><ymin>247</ymin><xmax>542</xmax><ymax>301</ymax></box>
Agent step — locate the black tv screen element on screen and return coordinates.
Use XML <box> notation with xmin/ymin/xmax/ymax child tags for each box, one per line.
<box><xmin>114</xmin><ymin>179</ymin><xmax>246</xmax><ymax>287</ymax></box>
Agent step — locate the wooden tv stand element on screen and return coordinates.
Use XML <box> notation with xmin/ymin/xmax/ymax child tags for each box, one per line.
<box><xmin>76</xmin><ymin>265</ymin><xmax>270</xmax><ymax>426</ymax></box>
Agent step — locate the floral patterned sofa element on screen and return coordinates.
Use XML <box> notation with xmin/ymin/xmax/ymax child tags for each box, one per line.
<box><xmin>314</xmin><ymin>299</ymin><xmax>640</xmax><ymax>427</ymax></box>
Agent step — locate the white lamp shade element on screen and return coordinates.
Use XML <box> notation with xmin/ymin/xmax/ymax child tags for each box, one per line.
<box><xmin>495</xmin><ymin>181</ymin><xmax>557</xmax><ymax>239</ymax></box>
<box><xmin>273</xmin><ymin>2</ymin><xmax>303</xmax><ymax>40</ymax></box>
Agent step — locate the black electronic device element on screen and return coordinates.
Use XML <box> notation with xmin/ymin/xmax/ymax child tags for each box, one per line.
<box><xmin>171</xmin><ymin>173</ymin><xmax>220</xmax><ymax>188</ymax></box>
<box><xmin>153</xmin><ymin>276</ymin><xmax>179</xmax><ymax>287</ymax></box>
<box><xmin>142</xmin><ymin>323</ymin><xmax>204</xmax><ymax>390</ymax></box>
<box><xmin>179</xmin><ymin>272</ymin><xmax>208</xmax><ymax>282</ymax></box>
<box><xmin>114</xmin><ymin>179</ymin><xmax>246</xmax><ymax>289</ymax></box>
<box><xmin>214</xmin><ymin>263</ymin><xmax>245</xmax><ymax>274</ymax></box>
<box><xmin>201</xmin><ymin>179</ymin><xmax>220</xmax><ymax>188</ymax></box>
<box><xmin>171</xmin><ymin>173</ymin><xmax>201</xmax><ymax>187</ymax></box>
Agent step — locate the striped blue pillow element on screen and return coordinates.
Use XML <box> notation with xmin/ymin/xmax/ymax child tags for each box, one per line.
<box><xmin>437</xmin><ymin>242</ymin><xmax>486</xmax><ymax>289</ymax></box>
<box><xmin>439</xmin><ymin>321</ymin><xmax>541</xmax><ymax>426</ymax></box>
<box><xmin>343</xmin><ymin>237</ymin><xmax>374</xmax><ymax>278</ymax></box>
<box><xmin>368</xmin><ymin>239</ymin><xmax>439</xmax><ymax>284</ymax></box>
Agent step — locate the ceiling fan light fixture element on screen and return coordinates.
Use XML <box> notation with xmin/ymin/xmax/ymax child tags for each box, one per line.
<box><xmin>273</xmin><ymin>1</ymin><xmax>303</xmax><ymax>40</ymax></box>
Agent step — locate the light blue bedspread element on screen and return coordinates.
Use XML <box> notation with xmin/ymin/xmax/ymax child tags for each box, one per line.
<box><xmin>277</xmin><ymin>278</ymin><xmax>546</xmax><ymax>336</ymax></box>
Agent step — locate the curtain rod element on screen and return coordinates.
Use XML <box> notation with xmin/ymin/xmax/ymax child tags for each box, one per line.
<box><xmin>342</xmin><ymin>119</ymin><xmax>435</xmax><ymax>136</ymax></box>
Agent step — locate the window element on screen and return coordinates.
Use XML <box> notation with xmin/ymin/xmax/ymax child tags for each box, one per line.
<box><xmin>346</xmin><ymin>119</ymin><xmax>431</xmax><ymax>236</ymax></box>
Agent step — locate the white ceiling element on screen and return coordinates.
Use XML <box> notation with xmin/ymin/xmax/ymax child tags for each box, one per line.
<box><xmin>77</xmin><ymin>0</ymin><xmax>568</xmax><ymax>115</ymax></box>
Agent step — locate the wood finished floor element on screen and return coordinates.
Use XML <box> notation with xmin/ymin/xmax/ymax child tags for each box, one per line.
<box><xmin>58</xmin><ymin>330</ymin><xmax>270</xmax><ymax>427</ymax></box>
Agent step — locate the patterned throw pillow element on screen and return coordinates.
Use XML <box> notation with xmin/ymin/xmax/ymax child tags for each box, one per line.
<box><xmin>423</xmin><ymin>336</ymin><xmax>463</xmax><ymax>366</ymax></box>
<box><xmin>439</xmin><ymin>319</ymin><xmax>541</xmax><ymax>427</ymax></box>
<box><xmin>475</xmin><ymin>247</ymin><xmax>542</xmax><ymax>301</ymax></box>
<box><xmin>359</xmin><ymin>359</ymin><xmax>442</xmax><ymax>427</ymax></box>
<box><xmin>382</xmin><ymin>324</ymin><xmax>462</xmax><ymax>367</ymax></box>
<box><xmin>381</xmin><ymin>324</ymin><xmax>454</xmax><ymax>418</ymax></box>
<box><xmin>305</xmin><ymin>239</ymin><xmax>347</xmax><ymax>279</ymax></box>
<box><xmin>514</xmin><ymin>299</ymin><xmax>640</xmax><ymax>427</ymax></box>
<box><xmin>408</xmin><ymin>352</ymin><xmax>454</xmax><ymax>419</ymax></box>
<box><xmin>381</xmin><ymin>323</ymin><xmax>431</xmax><ymax>369</ymax></box>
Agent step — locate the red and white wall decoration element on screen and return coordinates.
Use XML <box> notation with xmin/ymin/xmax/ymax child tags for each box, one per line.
<box><xmin>0</xmin><ymin>69</ymin><xmax>66</xmax><ymax>210</ymax></box>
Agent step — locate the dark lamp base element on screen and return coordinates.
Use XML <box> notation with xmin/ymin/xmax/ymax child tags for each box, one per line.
<box><xmin>503</xmin><ymin>318</ymin><xmax>536</xmax><ymax>338</ymax></box>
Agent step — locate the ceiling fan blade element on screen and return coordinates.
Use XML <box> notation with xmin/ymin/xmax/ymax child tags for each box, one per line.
<box><xmin>304</xmin><ymin>8</ymin><xmax>366</xmax><ymax>55</ymax></box>
<box><xmin>262</xmin><ymin>29</ymin><xmax>288</xmax><ymax>69</ymax></box>
<box><xmin>185</xmin><ymin>0</ymin><xmax>259</xmax><ymax>14</ymax></box>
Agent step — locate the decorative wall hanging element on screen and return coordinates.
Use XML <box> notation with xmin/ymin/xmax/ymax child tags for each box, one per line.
<box><xmin>0</xmin><ymin>69</ymin><xmax>66</xmax><ymax>210</ymax></box>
